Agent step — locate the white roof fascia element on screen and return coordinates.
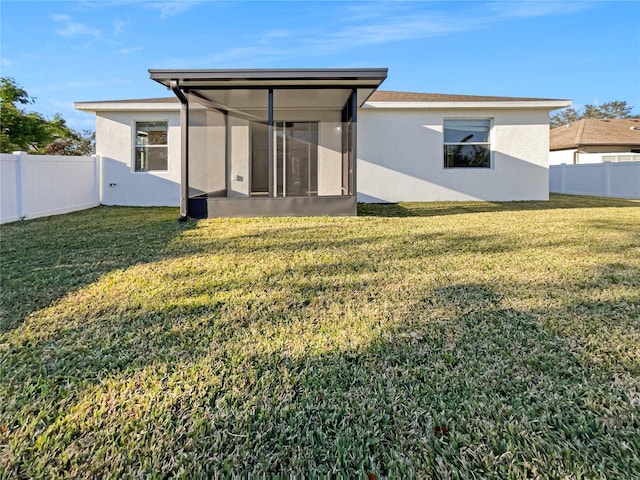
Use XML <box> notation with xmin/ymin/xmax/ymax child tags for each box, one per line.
<box><xmin>74</xmin><ymin>101</ymin><xmax>203</xmax><ymax>112</ymax></box>
<box><xmin>363</xmin><ymin>100</ymin><xmax>572</xmax><ymax>110</ymax></box>
<box><xmin>75</xmin><ymin>99</ymin><xmax>573</xmax><ymax>112</ymax></box>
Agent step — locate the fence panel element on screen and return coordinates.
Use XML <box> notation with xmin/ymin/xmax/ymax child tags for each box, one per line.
<box><xmin>1</xmin><ymin>152</ymin><xmax>100</xmax><ymax>224</ymax></box>
<box><xmin>609</xmin><ymin>161</ymin><xmax>640</xmax><ymax>198</ymax></box>
<box><xmin>1</xmin><ymin>154</ymin><xmax>20</xmax><ymax>223</ymax></box>
<box><xmin>549</xmin><ymin>162</ymin><xmax>640</xmax><ymax>199</ymax></box>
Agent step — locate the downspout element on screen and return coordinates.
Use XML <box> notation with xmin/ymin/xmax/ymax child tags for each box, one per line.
<box><xmin>573</xmin><ymin>147</ymin><xmax>580</xmax><ymax>165</ymax></box>
<box><xmin>573</xmin><ymin>119</ymin><xmax>587</xmax><ymax>165</ymax></box>
<box><xmin>171</xmin><ymin>80</ymin><xmax>189</xmax><ymax>221</ymax></box>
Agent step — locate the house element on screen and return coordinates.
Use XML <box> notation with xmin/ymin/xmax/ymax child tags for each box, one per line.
<box><xmin>74</xmin><ymin>68</ymin><xmax>570</xmax><ymax>218</ymax></box>
<box><xmin>549</xmin><ymin>118</ymin><xmax>640</xmax><ymax>165</ymax></box>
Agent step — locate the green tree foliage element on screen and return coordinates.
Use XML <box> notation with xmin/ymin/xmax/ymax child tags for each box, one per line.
<box><xmin>551</xmin><ymin>100</ymin><xmax>639</xmax><ymax>128</ymax></box>
<box><xmin>0</xmin><ymin>77</ymin><xmax>95</xmax><ymax>155</ymax></box>
<box><xmin>44</xmin><ymin>114</ymin><xmax>95</xmax><ymax>156</ymax></box>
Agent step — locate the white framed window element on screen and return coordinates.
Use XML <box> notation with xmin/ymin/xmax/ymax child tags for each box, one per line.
<box><xmin>443</xmin><ymin>119</ymin><xmax>491</xmax><ymax>168</ymax></box>
<box><xmin>134</xmin><ymin>121</ymin><xmax>168</xmax><ymax>172</ymax></box>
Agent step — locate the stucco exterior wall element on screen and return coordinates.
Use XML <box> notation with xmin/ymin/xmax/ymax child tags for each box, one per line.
<box><xmin>225</xmin><ymin>110</ymin><xmax>343</xmax><ymax>197</ymax></box>
<box><xmin>357</xmin><ymin>108</ymin><xmax>551</xmax><ymax>202</ymax></box>
<box><xmin>549</xmin><ymin>149</ymin><xmax>575</xmax><ymax>165</ymax></box>
<box><xmin>276</xmin><ymin>110</ymin><xmax>342</xmax><ymax>197</ymax></box>
<box><xmin>92</xmin><ymin>106</ymin><xmax>554</xmax><ymax>207</ymax></box>
<box><xmin>228</xmin><ymin>116</ymin><xmax>251</xmax><ymax>197</ymax></box>
<box><xmin>550</xmin><ymin>149</ymin><xmax>640</xmax><ymax>165</ymax></box>
<box><xmin>96</xmin><ymin>111</ymin><xmax>181</xmax><ymax>206</ymax></box>
<box><xmin>189</xmin><ymin>110</ymin><xmax>226</xmax><ymax>197</ymax></box>
<box><xmin>93</xmin><ymin>108</ymin><xmax>344</xmax><ymax>205</ymax></box>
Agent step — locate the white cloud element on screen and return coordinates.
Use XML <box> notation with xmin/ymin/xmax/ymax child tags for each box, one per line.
<box><xmin>113</xmin><ymin>20</ymin><xmax>126</xmax><ymax>37</ymax></box>
<box><xmin>1</xmin><ymin>57</ymin><xmax>12</xmax><ymax>67</ymax></box>
<box><xmin>48</xmin><ymin>99</ymin><xmax>75</xmax><ymax>111</ymax></box>
<box><xmin>56</xmin><ymin>21</ymin><xmax>101</xmax><ymax>39</ymax></box>
<box><xmin>259</xmin><ymin>30</ymin><xmax>292</xmax><ymax>45</ymax></box>
<box><xmin>68</xmin><ymin>81</ymin><xmax>102</xmax><ymax>88</ymax></box>
<box><xmin>119</xmin><ymin>46</ymin><xmax>143</xmax><ymax>55</ymax></box>
<box><xmin>52</xmin><ymin>12</ymin><xmax>101</xmax><ymax>39</ymax></box>
<box><xmin>148</xmin><ymin>0</ymin><xmax>202</xmax><ymax>18</ymax></box>
<box><xmin>158</xmin><ymin>1</ymin><xmax>595</xmax><ymax>66</ymax></box>
<box><xmin>487</xmin><ymin>1</ymin><xmax>592</xmax><ymax>19</ymax></box>
<box><xmin>32</xmin><ymin>81</ymin><xmax>103</xmax><ymax>94</ymax></box>
<box><xmin>51</xmin><ymin>14</ymin><xmax>71</xmax><ymax>22</ymax></box>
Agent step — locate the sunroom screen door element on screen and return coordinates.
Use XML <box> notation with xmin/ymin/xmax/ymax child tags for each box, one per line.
<box><xmin>277</xmin><ymin>122</ymin><xmax>318</xmax><ymax>197</ymax></box>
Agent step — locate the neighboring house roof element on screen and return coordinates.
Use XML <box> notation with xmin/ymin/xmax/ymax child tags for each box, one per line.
<box><xmin>550</xmin><ymin>118</ymin><xmax>640</xmax><ymax>151</ymax></box>
<box><xmin>75</xmin><ymin>91</ymin><xmax>571</xmax><ymax>112</ymax></box>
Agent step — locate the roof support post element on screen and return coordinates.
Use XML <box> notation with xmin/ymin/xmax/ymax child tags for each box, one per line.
<box><xmin>268</xmin><ymin>88</ymin><xmax>274</xmax><ymax>197</ymax></box>
<box><xmin>350</xmin><ymin>88</ymin><xmax>358</xmax><ymax>201</ymax></box>
<box><xmin>171</xmin><ymin>80</ymin><xmax>189</xmax><ymax>221</ymax></box>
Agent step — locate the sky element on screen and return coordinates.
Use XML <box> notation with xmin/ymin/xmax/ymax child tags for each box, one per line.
<box><xmin>1</xmin><ymin>0</ymin><xmax>639</xmax><ymax>131</ymax></box>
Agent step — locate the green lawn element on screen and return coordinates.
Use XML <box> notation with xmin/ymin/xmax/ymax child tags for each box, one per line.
<box><xmin>1</xmin><ymin>195</ymin><xmax>639</xmax><ymax>478</ymax></box>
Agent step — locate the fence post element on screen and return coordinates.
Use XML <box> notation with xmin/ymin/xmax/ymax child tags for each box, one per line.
<box><xmin>603</xmin><ymin>162</ymin><xmax>611</xmax><ymax>197</ymax></box>
<box><xmin>12</xmin><ymin>151</ymin><xmax>25</xmax><ymax>220</ymax></box>
<box><xmin>560</xmin><ymin>163</ymin><xmax>566</xmax><ymax>194</ymax></box>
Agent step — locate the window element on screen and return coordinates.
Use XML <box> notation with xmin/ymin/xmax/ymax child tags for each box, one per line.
<box><xmin>443</xmin><ymin>119</ymin><xmax>491</xmax><ymax>168</ymax></box>
<box><xmin>135</xmin><ymin>121</ymin><xmax>168</xmax><ymax>171</ymax></box>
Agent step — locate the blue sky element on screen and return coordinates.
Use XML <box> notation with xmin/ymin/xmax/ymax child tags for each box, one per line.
<box><xmin>1</xmin><ymin>0</ymin><xmax>639</xmax><ymax>131</ymax></box>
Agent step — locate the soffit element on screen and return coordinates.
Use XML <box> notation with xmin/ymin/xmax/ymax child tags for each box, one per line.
<box><xmin>187</xmin><ymin>88</ymin><xmax>353</xmax><ymax>111</ymax></box>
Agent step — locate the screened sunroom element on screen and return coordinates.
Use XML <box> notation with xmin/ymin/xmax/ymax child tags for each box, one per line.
<box><xmin>149</xmin><ymin>69</ymin><xmax>387</xmax><ymax>218</ymax></box>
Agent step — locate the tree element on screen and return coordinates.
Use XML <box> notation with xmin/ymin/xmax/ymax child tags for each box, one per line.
<box><xmin>1</xmin><ymin>77</ymin><xmax>51</xmax><ymax>152</ymax></box>
<box><xmin>43</xmin><ymin>114</ymin><xmax>95</xmax><ymax>156</ymax></box>
<box><xmin>0</xmin><ymin>77</ymin><xmax>95</xmax><ymax>155</ymax></box>
<box><xmin>551</xmin><ymin>100</ymin><xmax>639</xmax><ymax>128</ymax></box>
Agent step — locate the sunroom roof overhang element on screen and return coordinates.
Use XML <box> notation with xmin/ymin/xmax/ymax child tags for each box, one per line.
<box><xmin>149</xmin><ymin>68</ymin><xmax>388</xmax><ymax>108</ymax></box>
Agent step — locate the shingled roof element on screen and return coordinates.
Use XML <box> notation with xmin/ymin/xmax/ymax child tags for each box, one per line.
<box><xmin>76</xmin><ymin>97</ymin><xmax>179</xmax><ymax>104</ymax></box>
<box><xmin>75</xmin><ymin>90</ymin><xmax>571</xmax><ymax>111</ymax></box>
<box><xmin>368</xmin><ymin>90</ymin><xmax>562</xmax><ymax>102</ymax></box>
<box><xmin>77</xmin><ymin>91</ymin><xmax>566</xmax><ymax>107</ymax></box>
<box><xmin>550</xmin><ymin>118</ymin><xmax>640</xmax><ymax>151</ymax></box>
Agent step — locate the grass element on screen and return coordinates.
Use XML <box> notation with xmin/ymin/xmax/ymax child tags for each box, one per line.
<box><xmin>1</xmin><ymin>194</ymin><xmax>639</xmax><ymax>478</ymax></box>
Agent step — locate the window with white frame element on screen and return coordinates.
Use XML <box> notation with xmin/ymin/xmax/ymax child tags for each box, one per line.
<box><xmin>443</xmin><ymin>119</ymin><xmax>491</xmax><ymax>168</ymax></box>
<box><xmin>135</xmin><ymin>121</ymin><xmax>168</xmax><ymax>171</ymax></box>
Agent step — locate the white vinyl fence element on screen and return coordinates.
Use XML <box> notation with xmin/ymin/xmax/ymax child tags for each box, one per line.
<box><xmin>550</xmin><ymin>161</ymin><xmax>640</xmax><ymax>199</ymax></box>
<box><xmin>1</xmin><ymin>152</ymin><xmax>101</xmax><ymax>224</ymax></box>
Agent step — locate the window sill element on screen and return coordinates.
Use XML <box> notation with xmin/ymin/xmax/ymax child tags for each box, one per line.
<box><xmin>441</xmin><ymin>167</ymin><xmax>495</xmax><ymax>172</ymax></box>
